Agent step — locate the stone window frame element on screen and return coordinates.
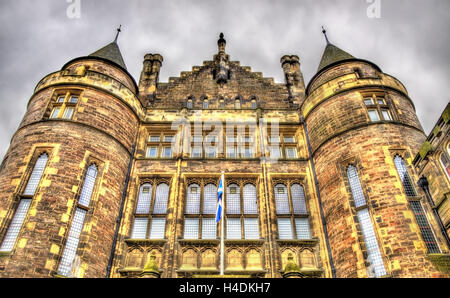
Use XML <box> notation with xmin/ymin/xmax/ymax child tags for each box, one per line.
<box><xmin>224</xmin><ymin>178</ymin><xmax>260</xmax><ymax>240</ymax></box>
<box><xmin>47</xmin><ymin>89</ymin><xmax>83</xmax><ymax>121</ymax></box>
<box><xmin>271</xmin><ymin>177</ymin><xmax>311</xmax><ymax>240</ymax></box>
<box><xmin>146</xmin><ymin>130</ymin><xmax>176</xmax><ymax>159</ymax></box>
<box><xmin>55</xmin><ymin>154</ymin><xmax>105</xmax><ymax>277</ymax></box>
<box><xmin>129</xmin><ymin>177</ymin><xmax>172</xmax><ymax>240</ymax></box>
<box><xmin>183</xmin><ymin>177</ymin><xmax>219</xmax><ymax>240</ymax></box>
<box><xmin>267</xmin><ymin>128</ymin><xmax>299</xmax><ymax>160</ymax></box>
<box><xmin>439</xmin><ymin>142</ymin><xmax>450</xmax><ymax>180</ymax></box>
<box><xmin>337</xmin><ymin>157</ymin><xmax>388</xmax><ymax>278</ymax></box>
<box><xmin>390</xmin><ymin>151</ymin><xmax>441</xmax><ymax>254</ymax></box>
<box><xmin>361</xmin><ymin>91</ymin><xmax>396</xmax><ymax>123</ymax></box>
<box><xmin>0</xmin><ymin>147</ymin><xmax>51</xmax><ymax>253</ymax></box>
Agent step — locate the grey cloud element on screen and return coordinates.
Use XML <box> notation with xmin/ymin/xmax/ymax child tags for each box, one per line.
<box><xmin>0</xmin><ymin>0</ymin><xmax>448</xmax><ymax>159</ymax></box>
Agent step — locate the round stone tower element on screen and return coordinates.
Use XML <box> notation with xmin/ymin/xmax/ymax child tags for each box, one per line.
<box><xmin>0</xmin><ymin>38</ymin><xmax>141</xmax><ymax>277</ymax></box>
<box><xmin>302</xmin><ymin>39</ymin><xmax>449</xmax><ymax>277</ymax></box>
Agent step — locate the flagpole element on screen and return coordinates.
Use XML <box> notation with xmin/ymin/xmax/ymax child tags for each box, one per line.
<box><xmin>220</xmin><ymin>171</ymin><xmax>225</xmax><ymax>276</ymax></box>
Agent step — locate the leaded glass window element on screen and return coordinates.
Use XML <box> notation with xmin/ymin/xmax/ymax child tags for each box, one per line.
<box><xmin>243</xmin><ymin>184</ymin><xmax>258</xmax><ymax>214</ymax></box>
<box><xmin>136</xmin><ymin>184</ymin><xmax>152</xmax><ymax>214</ymax></box>
<box><xmin>78</xmin><ymin>164</ymin><xmax>98</xmax><ymax>207</ymax></box>
<box><xmin>203</xmin><ymin>184</ymin><xmax>217</xmax><ymax>214</ymax></box>
<box><xmin>357</xmin><ymin>208</ymin><xmax>387</xmax><ymax>277</ymax></box>
<box><xmin>23</xmin><ymin>153</ymin><xmax>48</xmax><ymax>196</ymax></box>
<box><xmin>394</xmin><ymin>156</ymin><xmax>417</xmax><ymax>197</ymax></box>
<box><xmin>184</xmin><ymin>182</ymin><xmax>217</xmax><ymax>239</ymax></box>
<box><xmin>275</xmin><ymin>184</ymin><xmax>290</xmax><ymax>214</ymax></box>
<box><xmin>131</xmin><ymin>180</ymin><xmax>170</xmax><ymax>239</ymax></box>
<box><xmin>0</xmin><ymin>199</ymin><xmax>32</xmax><ymax>252</ymax></box>
<box><xmin>1</xmin><ymin>153</ymin><xmax>49</xmax><ymax>252</ymax></box>
<box><xmin>291</xmin><ymin>184</ymin><xmax>307</xmax><ymax>214</ymax></box>
<box><xmin>58</xmin><ymin>208</ymin><xmax>87</xmax><ymax>276</ymax></box>
<box><xmin>226</xmin><ymin>218</ymin><xmax>241</xmax><ymax>239</ymax></box>
<box><xmin>58</xmin><ymin>163</ymin><xmax>99</xmax><ymax>276</ymax></box>
<box><xmin>226</xmin><ymin>184</ymin><xmax>241</xmax><ymax>214</ymax></box>
<box><xmin>409</xmin><ymin>201</ymin><xmax>440</xmax><ymax>253</ymax></box>
<box><xmin>346</xmin><ymin>164</ymin><xmax>386</xmax><ymax>277</ymax></box>
<box><xmin>186</xmin><ymin>184</ymin><xmax>201</xmax><ymax>214</ymax></box>
<box><xmin>277</xmin><ymin>218</ymin><xmax>293</xmax><ymax>239</ymax></box>
<box><xmin>274</xmin><ymin>181</ymin><xmax>311</xmax><ymax>240</ymax></box>
<box><xmin>201</xmin><ymin>218</ymin><xmax>217</xmax><ymax>239</ymax></box>
<box><xmin>347</xmin><ymin>165</ymin><xmax>367</xmax><ymax>208</ymax></box>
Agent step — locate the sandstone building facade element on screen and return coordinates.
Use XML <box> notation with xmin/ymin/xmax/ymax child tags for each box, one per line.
<box><xmin>0</xmin><ymin>32</ymin><xmax>448</xmax><ymax>278</ymax></box>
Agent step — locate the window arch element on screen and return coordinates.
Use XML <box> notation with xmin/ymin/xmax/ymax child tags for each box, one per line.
<box><xmin>58</xmin><ymin>163</ymin><xmax>99</xmax><ymax>276</ymax></box>
<box><xmin>203</xmin><ymin>183</ymin><xmax>217</xmax><ymax>214</ymax></box>
<box><xmin>183</xmin><ymin>182</ymin><xmax>217</xmax><ymax>239</ymax></box>
<box><xmin>136</xmin><ymin>183</ymin><xmax>152</xmax><ymax>214</ymax></box>
<box><xmin>243</xmin><ymin>184</ymin><xmax>257</xmax><ymax>214</ymax></box>
<box><xmin>130</xmin><ymin>180</ymin><xmax>170</xmax><ymax>240</ymax></box>
<box><xmin>274</xmin><ymin>184</ymin><xmax>289</xmax><ymax>214</ymax></box>
<box><xmin>153</xmin><ymin>183</ymin><xmax>169</xmax><ymax>214</ymax></box>
<box><xmin>393</xmin><ymin>156</ymin><xmax>440</xmax><ymax>253</ymax></box>
<box><xmin>226</xmin><ymin>183</ymin><xmax>240</xmax><ymax>214</ymax></box>
<box><xmin>234</xmin><ymin>99</ymin><xmax>241</xmax><ymax>109</ymax></box>
<box><xmin>290</xmin><ymin>184</ymin><xmax>307</xmax><ymax>215</ymax></box>
<box><xmin>187</xmin><ymin>99</ymin><xmax>193</xmax><ymax>109</ymax></box>
<box><xmin>346</xmin><ymin>164</ymin><xmax>386</xmax><ymax>278</ymax></box>
<box><xmin>0</xmin><ymin>153</ymin><xmax>49</xmax><ymax>252</ymax></box>
<box><xmin>202</xmin><ymin>99</ymin><xmax>209</xmax><ymax>109</ymax></box>
<box><xmin>393</xmin><ymin>156</ymin><xmax>416</xmax><ymax>197</ymax></box>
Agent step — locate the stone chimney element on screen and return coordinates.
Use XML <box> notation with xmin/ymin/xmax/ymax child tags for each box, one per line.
<box><xmin>280</xmin><ymin>55</ymin><xmax>305</xmax><ymax>101</ymax></box>
<box><xmin>139</xmin><ymin>53</ymin><xmax>163</xmax><ymax>95</ymax></box>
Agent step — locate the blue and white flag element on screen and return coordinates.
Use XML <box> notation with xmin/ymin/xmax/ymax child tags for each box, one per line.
<box><xmin>216</xmin><ymin>174</ymin><xmax>224</xmax><ymax>223</ymax></box>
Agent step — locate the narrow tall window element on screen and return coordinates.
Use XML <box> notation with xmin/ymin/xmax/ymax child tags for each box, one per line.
<box><xmin>130</xmin><ymin>182</ymin><xmax>169</xmax><ymax>239</ymax></box>
<box><xmin>275</xmin><ymin>182</ymin><xmax>311</xmax><ymax>240</ymax></box>
<box><xmin>187</xmin><ymin>99</ymin><xmax>193</xmax><ymax>109</ymax></box>
<box><xmin>347</xmin><ymin>165</ymin><xmax>386</xmax><ymax>278</ymax></box>
<box><xmin>393</xmin><ymin>156</ymin><xmax>440</xmax><ymax>253</ymax></box>
<box><xmin>0</xmin><ymin>153</ymin><xmax>48</xmax><ymax>252</ymax></box>
<box><xmin>58</xmin><ymin>164</ymin><xmax>98</xmax><ymax>276</ymax></box>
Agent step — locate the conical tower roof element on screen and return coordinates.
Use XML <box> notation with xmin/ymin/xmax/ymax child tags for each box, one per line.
<box><xmin>317</xmin><ymin>43</ymin><xmax>354</xmax><ymax>72</ymax></box>
<box><xmin>88</xmin><ymin>41</ymin><xmax>127</xmax><ymax>70</ymax></box>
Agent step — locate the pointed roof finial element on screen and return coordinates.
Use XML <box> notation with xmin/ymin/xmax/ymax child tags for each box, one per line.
<box><xmin>114</xmin><ymin>25</ymin><xmax>122</xmax><ymax>43</ymax></box>
<box><xmin>321</xmin><ymin>26</ymin><xmax>330</xmax><ymax>45</ymax></box>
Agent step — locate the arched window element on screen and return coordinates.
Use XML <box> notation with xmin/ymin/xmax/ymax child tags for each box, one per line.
<box><xmin>130</xmin><ymin>181</ymin><xmax>169</xmax><ymax>240</ymax></box>
<box><xmin>251</xmin><ymin>99</ymin><xmax>257</xmax><ymax>109</ymax></box>
<box><xmin>226</xmin><ymin>183</ymin><xmax>240</xmax><ymax>214</ymax></box>
<box><xmin>23</xmin><ymin>153</ymin><xmax>48</xmax><ymax>196</ymax></box>
<box><xmin>136</xmin><ymin>183</ymin><xmax>152</xmax><ymax>214</ymax></box>
<box><xmin>58</xmin><ymin>163</ymin><xmax>98</xmax><ymax>276</ymax></box>
<box><xmin>393</xmin><ymin>156</ymin><xmax>416</xmax><ymax>197</ymax></box>
<box><xmin>290</xmin><ymin>184</ymin><xmax>307</xmax><ymax>214</ymax></box>
<box><xmin>393</xmin><ymin>156</ymin><xmax>440</xmax><ymax>253</ymax></box>
<box><xmin>187</xmin><ymin>99</ymin><xmax>193</xmax><ymax>109</ymax></box>
<box><xmin>346</xmin><ymin>165</ymin><xmax>386</xmax><ymax>278</ymax></box>
<box><xmin>274</xmin><ymin>184</ymin><xmax>289</xmax><ymax>214</ymax></box>
<box><xmin>183</xmin><ymin>182</ymin><xmax>217</xmax><ymax>239</ymax></box>
<box><xmin>0</xmin><ymin>153</ymin><xmax>48</xmax><ymax>252</ymax></box>
<box><xmin>203</xmin><ymin>184</ymin><xmax>217</xmax><ymax>214</ymax></box>
<box><xmin>275</xmin><ymin>181</ymin><xmax>311</xmax><ymax>241</ymax></box>
<box><xmin>243</xmin><ymin>184</ymin><xmax>258</xmax><ymax>214</ymax></box>
<box><xmin>234</xmin><ymin>99</ymin><xmax>241</xmax><ymax>109</ymax></box>
<box><xmin>153</xmin><ymin>183</ymin><xmax>169</xmax><ymax>214</ymax></box>
<box><xmin>203</xmin><ymin>100</ymin><xmax>209</xmax><ymax>109</ymax></box>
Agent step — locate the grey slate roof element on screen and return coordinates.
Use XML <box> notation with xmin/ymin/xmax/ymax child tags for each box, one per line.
<box><xmin>89</xmin><ymin>41</ymin><xmax>127</xmax><ymax>70</ymax></box>
<box><xmin>317</xmin><ymin>43</ymin><xmax>354</xmax><ymax>72</ymax></box>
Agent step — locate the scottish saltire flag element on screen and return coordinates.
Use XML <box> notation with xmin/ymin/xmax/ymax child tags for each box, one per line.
<box><xmin>216</xmin><ymin>174</ymin><xmax>224</xmax><ymax>223</ymax></box>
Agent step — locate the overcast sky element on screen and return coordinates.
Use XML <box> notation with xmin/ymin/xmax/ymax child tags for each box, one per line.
<box><xmin>0</xmin><ymin>0</ymin><xmax>448</xmax><ymax>160</ymax></box>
